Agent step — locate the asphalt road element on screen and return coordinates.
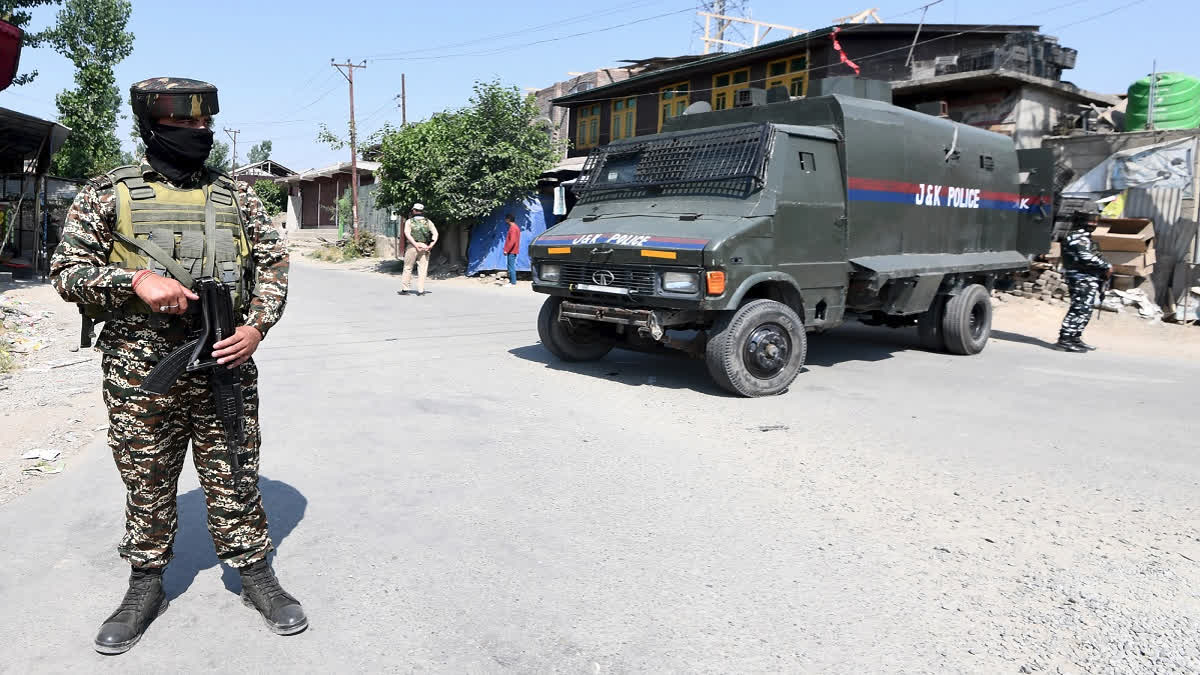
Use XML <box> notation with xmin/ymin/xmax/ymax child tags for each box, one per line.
<box><xmin>2</xmin><ymin>260</ymin><xmax>1197</xmax><ymax>673</ymax></box>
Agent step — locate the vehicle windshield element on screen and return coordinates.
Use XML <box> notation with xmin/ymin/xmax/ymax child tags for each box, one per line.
<box><xmin>573</xmin><ymin>122</ymin><xmax>772</xmax><ymax>201</ymax></box>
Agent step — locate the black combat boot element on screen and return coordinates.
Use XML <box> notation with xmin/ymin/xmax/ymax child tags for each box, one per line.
<box><xmin>239</xmin><ymin>560</ymin><xmax>308</xmax><ymax>635</ymax></box>
<box><xmin>94</xmin><ymin>567</ymin><xmax>168</xmax><ymax>654</ymax></box>
<box><xmin>1073</xmin><ymin>338</ymin><xmax>1098</xmax><ymax>351</ymax></box>
<box><xmin>1054</xmin><ymin>337</ymin><xmax>1086</xmax><ymax>353</ymax></box>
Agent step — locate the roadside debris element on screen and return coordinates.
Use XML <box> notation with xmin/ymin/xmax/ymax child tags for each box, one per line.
<box><xmin>1</xmin><ymin>292</ymin><xmax>56</xmax><ymax>362</ymax></box>
<box><xmin>1102</xmin><ymin>288</ymin><xmax>1164</xmax><ymax>320</ymax></box>
<box><xmin>22</xmin><ymin>460</ymin><xmax>65</xmax><ymax>475</ymax></box>
<box><xmin>1001</xmin><ymin>266</ymin><xmax>1165</xmax><ymax>321</ymax></box>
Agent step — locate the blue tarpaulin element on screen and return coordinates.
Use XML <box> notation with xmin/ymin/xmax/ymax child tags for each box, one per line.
<box><xmin>466</xmin><ymin>194</ymin><xmax>554</xmax><ymax>275</ymax></box>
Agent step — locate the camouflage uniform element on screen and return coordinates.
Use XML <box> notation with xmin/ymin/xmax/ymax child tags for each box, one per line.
<box><xmin>1059</xmin><ymin>227</ymin><xmax>1110</xmax><ymax>342</ymax></box>
<box><xmin>51</xmin><ymin>161</ymin><xmax>288</xmax><ymax>570</ymax></box>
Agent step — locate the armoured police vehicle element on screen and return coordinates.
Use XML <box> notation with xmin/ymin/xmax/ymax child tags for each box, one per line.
<box><xmin>531</xmin><ymin>82</ymin><xmax>1054</xmax><ymax>397</ymax></box>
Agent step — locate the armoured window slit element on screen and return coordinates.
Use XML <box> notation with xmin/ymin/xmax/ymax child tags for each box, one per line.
<box><xmin>575</xmin><ymin>123</ymin><xmax>771</xmax><ymax>197</ymax></box>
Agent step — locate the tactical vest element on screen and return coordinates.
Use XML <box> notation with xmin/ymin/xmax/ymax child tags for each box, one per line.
<box><xmin>409</xmin><ymin>216</ymin><xmax>433</xmax><ymax>244</ymax></box>
<box><xmin>1062</xmin><ymin>229</ymin><xmax>1099</xmax><ymax>273</ymax></box>
<box><xmin>79</xmin><ymin>166</ymin><xmax>252</xmax><ymax>338</ymax></box>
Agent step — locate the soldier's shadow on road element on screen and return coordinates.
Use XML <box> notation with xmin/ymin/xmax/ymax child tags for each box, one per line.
<box><xmin>163</xmin><ymin>475</ymin><xmax>307</xmax><ymax>601</ymax></box>
<box><xmin>989</xmin><ymin>329</ymin><xmax>1060</xmax><ymax>350</ymax></box>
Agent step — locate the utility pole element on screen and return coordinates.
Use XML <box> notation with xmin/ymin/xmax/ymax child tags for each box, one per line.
<box><xmin>401</xmin><ymin>73</ymin><xmax>407</xmax><ymax>126</ymax></box>
<box><xmin>332</xmin><ymin>58</ymin><xmax>367</xmax><ymax>233</ymax></box>
<box><xmin>224</xmin><ymin>127</ymin><xmax>240</xmax><ymax>176</ymax></box>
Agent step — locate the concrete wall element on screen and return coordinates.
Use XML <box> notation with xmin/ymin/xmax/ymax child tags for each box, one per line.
<box><xmin>1011</xmin><ymin>86</ymin><xmax>1083</xmax><ymax>149</ymax></box>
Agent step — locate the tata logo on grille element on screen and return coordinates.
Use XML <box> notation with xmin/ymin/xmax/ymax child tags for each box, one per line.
<box><xmin>592</xmin><ymin>270</ymin><xmax>616</xmax><ymax>286</ymax></box>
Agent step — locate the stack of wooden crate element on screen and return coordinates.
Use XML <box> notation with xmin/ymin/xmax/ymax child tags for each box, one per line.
<box><xmin>1093</xmin><ymin>218</ymin><xmax>1156</xmax><ymax>290</ymax></box>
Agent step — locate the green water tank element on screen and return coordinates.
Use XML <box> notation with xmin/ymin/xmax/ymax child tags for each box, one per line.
<box><xmin>1125</xmin><ymin>72</ymin><xmax>1200</xmax><ymax>131</ymax></box>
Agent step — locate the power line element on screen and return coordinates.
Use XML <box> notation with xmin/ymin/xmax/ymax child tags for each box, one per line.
<box><xmin>370</xmin><ymin>7</ymin><xmax>697</xmax><ymax>62</ymax></box>
<box><xmin>291</xmin><ymin>82</ymin><xmax>342</xmax><ymax>114</ymax></box>
<box><xmin>364</xmin><ymin>0</ymin><xmax>669</xmax><ymax>60</ymax></box>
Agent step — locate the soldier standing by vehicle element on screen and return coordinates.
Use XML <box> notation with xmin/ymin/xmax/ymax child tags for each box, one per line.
<box><xmin>399</xmin><ymin>203</ymin><xmax>438</xmax><ymax>296</ymax></box>
<box><xmin>1056</xmin><ymin>211</ymin><xmax>1113</xmax><ymax>352</ymax></box>
<box><xmin>50</xmin><ymin>77</ymin><xmax>306</xmax><ymax>654</ymax></box>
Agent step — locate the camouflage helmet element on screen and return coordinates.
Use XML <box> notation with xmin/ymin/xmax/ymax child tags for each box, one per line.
<box><xmin>130</xmin><ymin>77</ymin><xmax>219</xmax><ymax>139</ymax></box>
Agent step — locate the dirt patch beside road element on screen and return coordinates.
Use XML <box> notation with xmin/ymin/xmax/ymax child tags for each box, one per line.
<box><xmin>0</xmin><ymin>282</ymin><xmax>106</xmax><ymax>506</ymax></box>
<box><xmin>991</xmin><ymin>293</ymin><xmax>1199</xmax><ymax>361</ymax></box>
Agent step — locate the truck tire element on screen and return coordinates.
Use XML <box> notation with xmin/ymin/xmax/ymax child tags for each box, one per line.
<box><xmin>941</xmin><ymin>284</ymin><xmax>992</xmax><ymax>355</ymax></box>
<box><xmin>917</xmin><ymin>295</ymin><xmax>947</xmax><ymax>351</ymax></box>
<box><xmin>705</xmin><ymin>299</ymin><xmax>806</xmax><ymax>397</ymax></box>
<box><xmin>537</xmin><ymin>296</ymin><xmax>613</xmax><ymax>362</ymax></box>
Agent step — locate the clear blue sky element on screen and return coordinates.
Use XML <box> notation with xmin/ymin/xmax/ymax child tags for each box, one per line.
<box><xmin>3</xmin><ymin>0</ymin><xmax>1194</xmax><ymax>172</ymax></box>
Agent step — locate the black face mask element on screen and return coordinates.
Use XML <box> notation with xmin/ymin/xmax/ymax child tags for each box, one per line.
<box><xmin>145</xmin><ymin>123</ymin><xmax>214</xmax><ymax>182</ymax></box>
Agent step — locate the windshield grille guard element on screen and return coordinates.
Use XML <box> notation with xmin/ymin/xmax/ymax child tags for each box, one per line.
<box><xmin>573</xmin><ymin>123</ymin><xmax>773</xmax><ymax>195</ymax></box>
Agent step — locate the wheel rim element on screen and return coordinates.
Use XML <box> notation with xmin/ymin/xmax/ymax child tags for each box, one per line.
<box><xmin>744</xmin><ymin>323</ymin><xmax>792</xmax><ymax>379</ymax></box>
<box><xmin>968</xmin><ymin>299</ymin><xmax>987</xmax><ymax>340</ymax></box>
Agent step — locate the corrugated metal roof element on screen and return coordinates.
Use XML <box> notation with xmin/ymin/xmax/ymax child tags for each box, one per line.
<box><xmin>0</xmin><ymin>106</ymin><xmax>71</xmax><ymax>172</ymax></box>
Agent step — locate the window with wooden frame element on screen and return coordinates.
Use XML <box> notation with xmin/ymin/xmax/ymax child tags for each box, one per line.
<box><xmin>611</xmin><ymin>97</ymin><xmax>637</xmax><ymax>141</ymax></box>
<box><xmin>658</xmin><ymin>82</ymin><xmax>689</xmax><ymax>131</ymax></box>
<box><xmin>766</xmin><ymin>53</ymin><xmax>809</xmax><ymax>98</ymax></box>
<box><xmin>711</xmin><ymin>68</ymin><xmax>750</xmax><ymax>111</ymax></box>
<box><xmin>575</xmin><ymin>104</ymin><xmax>601</xmax><ymax>149</ymax></box>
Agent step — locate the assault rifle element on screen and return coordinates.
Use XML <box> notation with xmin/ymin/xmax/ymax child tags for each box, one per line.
<box><xmin>141</xmin><ymin>278</ymin><xmax>246</xmax><ymax>488</ymax></box>
<box><xmin>1093</xmin><ymin>274</ymin><xmax>1112</xmax><ymax>322</ymax></box>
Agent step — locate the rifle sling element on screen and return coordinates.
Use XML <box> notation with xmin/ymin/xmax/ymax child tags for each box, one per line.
<box><xmin>113</xmin><ymin>231</ymin><xmax>195</xmax><ymax>288</ymax></box>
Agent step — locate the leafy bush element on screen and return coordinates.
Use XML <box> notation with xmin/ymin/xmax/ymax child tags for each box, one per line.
<box><xmin>253</xmin><ymin>180</ymin><xmax>286</xmax><ymax>217</ymax></box>
<box><xmin>304</xmin><ymin>230</ymin><xmax>376</xmax><ymax>263</ymax></box>
<box><xmin>345</xmin><ymin>229</ymin><xmax>376</xmax><ymax>258</ymax></box>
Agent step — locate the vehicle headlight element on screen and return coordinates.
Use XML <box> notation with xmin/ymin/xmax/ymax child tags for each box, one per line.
<box><xmin>540</xmin><ymin>263</ymin><xmax>561</xmax><ymax>282</ymax></box>
<box><xmin>661</xmin><ymin>271</ymin><xmax>699</xmax><ymax>293</ymax></box>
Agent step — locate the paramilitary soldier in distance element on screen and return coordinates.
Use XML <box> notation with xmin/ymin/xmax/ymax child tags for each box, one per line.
<box><xmin>50</xmin><ymin>77</ymin><xmax>307</xmax><ymax>654</ymax></box>
<box><xmin>1056</xmin><ymin>210</ymin><xmax>1113</xmax><ymax>352</ymax></box>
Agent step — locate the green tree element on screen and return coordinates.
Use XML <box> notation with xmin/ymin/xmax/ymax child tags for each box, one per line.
<box><xmin>247</xmin><ymin>140</ymin><xmax>272</xmax><ymax>164</ymax></box>
<box><xmin>206</xmin><ymin>139</ymin><xmax>230</xmax><ymax>173</ymax></box>
<box><xmin>47</xmin><ymin>0</ymin><xmax>133</xmax><ymax>178</ymax></box>
<box><xmin>1</xmin><ymin>0</ymin><xmax>62</xmax><ymax>86</ymax></box>
<box><xmin>375</xmin><ymin>80</ymin><xmax>562</xmax><ymax>224</ymax></box>
<box><xmin>252</xmin><ymin>179</ymin><xmax>285</xmax><ymax>217</ymax></box>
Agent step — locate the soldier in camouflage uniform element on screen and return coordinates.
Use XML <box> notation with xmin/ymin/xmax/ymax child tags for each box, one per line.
<box><xmin>50</xmin><ymin>78</ymin><xmax>307</xmax><ymax>654</ymax></box>
<box><xmin>1055</xmin><ymin>211</ymin><xmax>1112</xmax><ymax>353</ymax></box>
